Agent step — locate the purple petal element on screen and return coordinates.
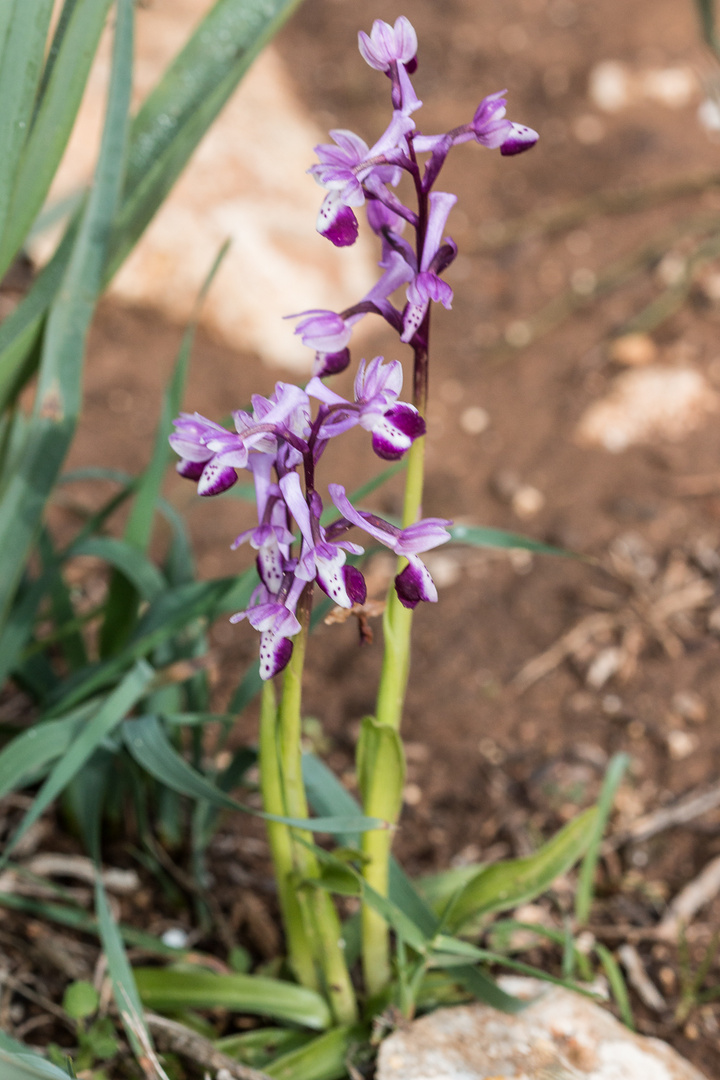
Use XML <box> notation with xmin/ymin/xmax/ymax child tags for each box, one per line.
<box><xmin>313</xmin><ymin>348</ymin><xmax>351</xmax><ymax>377</ymax></box>
<box><xmin>176</xmin><ymin>458</ymin><xmax>205</xmax><ymax>481</ymax></box>
<box><xmin>317</xmin><ymin>194</ymin><xmax>360</xmax><ymax>247</ymax></box>
<box><xmin>315</xmin><ymin>549</ymin><xmax>363</xmax><ymax>608</ymax></box>
<box><xmin>396</xmin><ymin>518</ymin><xmax>452</xmax><ymax>555</ymax></box>
<box><xmin>259</xmin><ymin>631</ymin><xmax>294</xmax><ymax>680</ymax></box>
<box><xmin>394</xmin><ymin>557</ymin><xmax>437</xmax><ymax>608</ymax></box>
<box><xmin>371</xmin><ymin>403</ymin><xmax>425</xmax><ymax>459</ymax></box>
<box><xmin>197</xmin><ymin>460</ymin><xmax>238</xmax><ymax>497</ymax></box>
<box><xmin>501</xmin><ymin>123</ymin><xmax>539</xmax><ymax>156</ymax></box>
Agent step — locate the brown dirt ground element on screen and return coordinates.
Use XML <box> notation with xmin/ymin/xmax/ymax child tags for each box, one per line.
<box><xmin>3</xmin><ymin>0</ymin><xmax>720</xmax><ymax>1075</ymax></box>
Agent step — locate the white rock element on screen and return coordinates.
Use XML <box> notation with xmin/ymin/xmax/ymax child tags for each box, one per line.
<box><xmin>589</xmin><ymin>61</ymin><xmax>631</xmax><ymax>113</ymax></box>
<box><xmin>30</xmin><ymin>1</ymin><xmax>377</xmax><ymax>370</ymax></box>
<box><xmin>377</xmin><ymin>977</ymin><xmax>708</xmax><ymax>1080</ymax></box>
<box><xmin>575</xmin><ymin>366</ymin><xmax>717</xmax><ymax>452</ymax></box>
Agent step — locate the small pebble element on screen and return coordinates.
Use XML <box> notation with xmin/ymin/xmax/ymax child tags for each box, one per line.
<box><xmin>609</xmin><ymin>333</ymin><xmax>657</xmax><ymax>367</ymax></box>
<box><xmin>161</xmin><ymin>927</ymin><xmax>189</xmax><ymax>949</ymax></box>
<box><xmin>459</xmin><ymin>405</ymin><xmax>490</xmax><ymax>435</ymax></box>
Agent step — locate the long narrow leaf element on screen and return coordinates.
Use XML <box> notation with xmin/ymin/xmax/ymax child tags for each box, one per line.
<box><xmin>0</xmin><ymin>1</ymin><xmax>55</xmax><ymax>259</ymax></box>
<box><xmin>444</xmin><ymin>808</ymin><xmax>598</xmax><ymax>932</ymax></box>
<box><xmin>105</xmin><ymin>0</ymin><xmax>304</xmax><ymax>278</ymax></box>
<box><xmin>135</xmin><ymin>967</ymin><xmax>332</xmax><ymax>1030</ymax></box>
<box><xmin>0</xmin><ymin>1048</ymin><xmax>76</xmax><ymax>1080</ymax></box>
<box><xmin>0</xmin><ymin>705</ymin><xmax>94</xmax><ymax>798</ymax></box>
<box><xmin>575</xmin><ymin>753</ymin><xmax>629</xmax><ymax>924</ymax></box>
<box><xmin>123</xmin><ymin>714</ymin><xmax>384</xmax><ymax>835</ymax></box>
<box><xmin>0</xmin><ymin>0</ymin><xmax>131</xmax><ymax>629</ymax></box>
<box><xmin>0</xmin><ymin>0</ymin><xmax>113</xmax><ymax>277</ymax></box>
<box><xmin>0</xmin><ymin>660</ymin><xmax>153</xmax><ymax>865</ymax></box>
<box><xmin>101</xmin><ymin>240</ymin><xmax>230</xmax><ymax>654</ymax></box>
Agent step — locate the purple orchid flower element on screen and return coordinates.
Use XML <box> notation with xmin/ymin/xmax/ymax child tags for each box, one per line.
<box><xmin>231</xmin><ymin>456</ymin><xmax>294</xmax><ymax>594</ymax></box>
<box><xmin>307</xmin><ymin>356</ymin><xmax>425</xmax><ymax>460</ymax></box>
<box><xmin>169</xmin><ymin>413</ymin><xmax>248</xmax><ymax>496</ymax></box>
<box><xmin>170</xmin><ymin>384</ymin><xmax>311</xmax><ymax>496</ymax></box>
<box><xmin>401</xmin><ymin>191</ymin><xmax>457</xmax><ymax>342</ymax></box>
<box><xmin>280</xmin><ymin>473</ymin><xmax>367</xmax><ymax>608</ymax></box>
<box><xmin>358</xmin><ymin>17</ymin><xmax>422</xmax><ymax>116</ymax></box>
<box><xmin>230</xmin><ymin>576</ymin><xmax>306</xmax><ymax>681</ymax></box>
<box><xmin>287</xmin><ymin>308</ymin><xmax>357</xmax><ymax>377</ymax></box>
<box><xmin>310</xmin><ymin>112</ymin><xmax>415</xmax><ymax>246</ymax></box>
<box><xmin>328</xmin><ymin>484</ymin><xmax>451</xmax><ymax>608</ymax></box>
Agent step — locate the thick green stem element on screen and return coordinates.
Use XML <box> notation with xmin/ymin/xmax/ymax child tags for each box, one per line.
<box><xmin>277</xmin><ymin>602</ymin><xmax>358</xmax><ymax>1025</ymax></box>
<box><xmin>259</xmin><ymin>680</ymin><xmax>318</xmax><ymax>991</ymax></box>
<box><xmin>361</xmin><ymin>434</ymin><xmax>426</xmax><ymax>998</ymax></box>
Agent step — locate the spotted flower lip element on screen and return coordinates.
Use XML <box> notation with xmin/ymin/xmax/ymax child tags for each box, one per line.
<box><xmin>328</xmin><ymin>484</ymin><xmax>451</xmax><ymax>607</ymax></box>
<box><xmin>310</xmin><ymin>112</ymin><xmax>415</xmax><ymax>246</ymax></box>
<box><xmin>230</xmin><ymin>580</ymin><xmax>304</xmax><ymax>681</ymax></box>
<box><xmin>306</xmin><ymin>356</ymin><xmax>425</xmax><ymax>460</ymax></box>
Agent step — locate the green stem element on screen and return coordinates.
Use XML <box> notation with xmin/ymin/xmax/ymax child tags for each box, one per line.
<box><xmin>277</xmin><ymin>601</ymin><xmax>358</xmax><ymax>1025</ymax></box>
<box><xmin>259</xmin><ymin>679</ymin><xmax>318</xmax><ymax>992</ymax></box>
<box><xmin>361</xmin><ymin>434</ymin><xmax>426</xmax><ymax>998</ymax></box>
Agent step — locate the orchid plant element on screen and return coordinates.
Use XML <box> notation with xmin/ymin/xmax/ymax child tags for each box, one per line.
<box><xmin>171</xmin><ymin>15</ymin><xmax>538</xmax><ymax>1023</ymax></box>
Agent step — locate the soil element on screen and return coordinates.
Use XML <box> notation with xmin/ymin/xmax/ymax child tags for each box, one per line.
<box><xmin>3</xmin><ymin>0</ymin><xmax>720</xmax><ymax>1075</ymax></box>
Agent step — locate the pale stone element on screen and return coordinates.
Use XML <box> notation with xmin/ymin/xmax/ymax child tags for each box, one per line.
<box><xmin>31</xmin><ymin>1</ymin><xmax>377</xmax><ymax>370</ymax></box>
<box><xmin>377</xmin><ymin>977</ymin><xmax>709</xmax><ymax>1080</ymax></box>
<box><xmin>589</xmin><ymin>60</ymin><xmax>698</xmax><ymax>114</ymax></box>
<box><xmin>608</xmin><ymin>332</ymin><xmax>657</xmax><ymax>367</ymax></box>
<box><xmin>575</xmin><ymin>366</ymin><xmax>717</xmax><ymax>452</ymax></box>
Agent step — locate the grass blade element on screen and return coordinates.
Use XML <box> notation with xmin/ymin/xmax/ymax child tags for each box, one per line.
<box><xmin>265</xmin><ymin>1025</ymin><xmax>364</xmax><ymax>1080</ymax></box>
<box><xmin>0</xmin><ymin>659</ymin><xmax>153</xmax><ymax>865</ymax></box>
<box><xmin>0</xmin><ymin>0</ymin><xmax>132</xmax><ymax>629</ymax></box>
<box><xmin>135</xmin><ymin>967</ymin><xmax>332</xmax><ymax>1030</ymax></box>
<box><xmin>0</xmin><ymin>0</ymin><xmax>113</xmax><ymax>277</ymax></box>
<box><xmin>575</xmin><ymin>752</ymin><xmax>630</xmax><ymax>925</ymax></box>
<box><xmin>0</xmin><ymin>1047</ymin><xmax>77</xmax><ymax>1080</ymax></box>
<box><xmin>595</xmin><ymin>942</ymin><xmax>635</xmax><ymax>1029</ymax></box>
<box><xmin>0</xmin><ymin>0</ymin><xmax>55</xmax><ymax>261</ymax></box>
<box><xmin>449</xmin><ymin>523</ymin><xmax>571</xmax><ymax>556</ymax></box>
<box><xmin>123</xmin><ymin>714</ymin><xmax>385</xmax><ymax>834</ymax></box>
<box><xmin>443</xmin><ymin>808</ymin><xmax>598</xmax><ymax>932</ymax></box>
<box><xmin>0</xmin><ymin>705</ymin><xmax>94</xmax><ymax>799</ymax></box>
<box><xmin>105</xmin><ymin>0</ymin><xmax>304</xmax><ymax>279</ymax></box>
<box><xmin>101</xmin><ymin>240</ymin><xmax>230</xmax><ymax>654</ymax></box>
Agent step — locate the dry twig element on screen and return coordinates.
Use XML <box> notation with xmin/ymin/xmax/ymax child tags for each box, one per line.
<box><xmin>657</xmin><ymin>854</ymin><xmax>720</xmax><ymax>940</ymax></box>
<box><xmin>146</xmin><ymin>1013</ymin><xmax>272</xmax><ymax>1080</ymax></box>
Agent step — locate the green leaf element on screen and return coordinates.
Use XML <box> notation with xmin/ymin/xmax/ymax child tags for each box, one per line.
<box><xmin>0</xmin><ymin>0</ymin><xmax>55</xmax><ymax>264</ymax></box>
<box><xmin>0</xmin><ymin>704</ymin><xmax>95</xmax><ymax>799</ymax></box>
<box><xmin>356</xmin><ymin>716</ymin><xmax>405</xmax><ymax>821</ymax></box>
<box><xmin>215</xmin><ymin>1027</ymin><xmax>312</xmax><ymax>1068</ymax></box>
<box><xmin>575</xmin><ymin>753</ymin><xmax>630</xmax><ymax>925</ymax></box>
<box><xmin>265</xmin><ymin>1024</ymin><xmax>365</xmax><ymax>1080</ymax></box>
<box><xmin>452</xmin><ymin>965</ymin><xmax>531</xmax><ymax>1013</ymax></box>
<box><xmin>302</xmin><ymin>752</ymin><xmax>439</xmax><ymax>936</ymax></box>
<box><xmin>696</xmin><ymin>0</ymin><xmax>718</xmax><ymax>51</ymax></box>
<box><xmin>122</xmin><ymin>714</ymin><xmax>385</xmax><ymax>835</ymax></box>
<box><xmin>0</xmin><ymin>0</ymin><xmax>132</xmax><ymax>629</ymax></box>
<box><xmin>101</xmin><ymin>240</ymin><xmax>230</xmax><ymax>654</ymax></box>
<box><xmin>134</xmin><ymin>967</ymin><xmax>331</xmax><ymax>1030</ymax></box>
<box><xmin>105</xmin><ymin>0</ymin><xmax>304</xmax><ymax>278</ymax></box>
<box><xmin>69</xmin><ymin>536</ymin><xmax>167</xmax><ymax>602</ymax></box>
<box><xmin>448</xmin><ymin>523</ymin><xmax>570</xmax><ymax>557</ymax></box>
<box><xmin>0</xmin><ymin>1047</ymin><xmax>77</xmax><ymax>1080</ymax></box>
<box><xmin>443</xmin><ymin>807</ymin><xmax>598</xmax><ymax>932</ymax></box>
<box><xmin>0</xmin><ymin>225</ymin><xmax>75</xmax><ymax>417</ymax></box>
<box><xmin>63</xmin><ymin>981</ymin><xmax>99</xmax><ymax>1021</ymax></box>
<box><xmin>595</xmin><ymin>942</ymin><xmax>635</xmax><ymax>1029</ymax></box>
<box><xmin>0</xmin><ymin>0</ymin><xmax>114</xmax><ymax>277</ymax></box>
<box><xmin>0</xmin><ymin>660</ymin><xmax>153</xmax><ymax>865</ymax></box>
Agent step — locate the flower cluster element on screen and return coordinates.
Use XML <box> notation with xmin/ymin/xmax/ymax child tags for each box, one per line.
<box><xmin>170</xmin><ymin>16</ymin><xmax>537</xmax><ymax>680</ymax></box>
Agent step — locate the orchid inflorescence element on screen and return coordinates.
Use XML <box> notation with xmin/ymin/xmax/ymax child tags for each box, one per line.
<box><xmin>170</xmin><ymin>15</ymin><xmax>537</xmax><ymax>683</ymax></box>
